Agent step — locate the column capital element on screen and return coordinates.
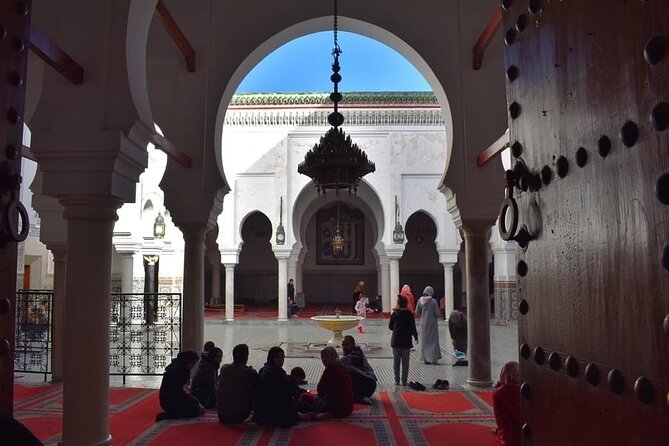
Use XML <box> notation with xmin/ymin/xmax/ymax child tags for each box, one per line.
<box><xmin>438</xmin><ymin>248</ymin><xmax>459</xmax><ymax>264</ymax></box>
<box><xmin>273</xmin><ymin>246</ymin><xmax>293</xmax><ymax>260</ymax></box>
<box><xmin>223</xmin><ymin>263</ymin><xmax>237</xmax><ymax>269</ymax></box>
<box><xmin>461</xmin><ymin>219</ymin><xmax>494</xmax><ymax>239</ymax></box>
<box><xmin>60</xmin><ymin>196</ymin><xmax>124</xmax><ymax>221</ymax></box>
<box><xmin>177</xmin><ymin>222</ymin><xmax>208</xmax><ymax>242</ymax></box>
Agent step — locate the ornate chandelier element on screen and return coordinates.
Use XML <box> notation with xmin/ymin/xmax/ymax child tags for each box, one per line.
<box><xmin>297</xmin><ymin>0</ymin><xmax>375</xmax><ymax>255</ymax></box>
<box><xmin>297</xmin><ymin>0</ymin><xmax>375</xmax><ymax>196</ymax></box>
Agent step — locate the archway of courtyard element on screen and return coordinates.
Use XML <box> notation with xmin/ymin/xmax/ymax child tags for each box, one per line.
<box><xmin>212</xmin><ymin>16</ymin><xmax>455</xmax><ymax>194</ymax></box>
<box><xmin>292</xmin><ymin>179</ymin><xmax>384</xmax><ymax>313</ymax></box>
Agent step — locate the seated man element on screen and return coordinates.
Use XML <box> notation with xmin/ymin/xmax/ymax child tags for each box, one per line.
<box><xmin>216</xmin><ymin>344</ymin><xmax>260</xmax><ymax>423</ymax></box>
<box><xmin>156</xmin><ymin>350</ymin><xmax>204</xmax><ymax>421</ymax></box>
<box><xmin>299</xmin><ymin>347</ymin><xmax>353</xmax><ymax>420</ymax></box>
<box><xmin>340</xmin><ymin>335</ymin><xmax>377</xmax><ymax>404</ymax></box>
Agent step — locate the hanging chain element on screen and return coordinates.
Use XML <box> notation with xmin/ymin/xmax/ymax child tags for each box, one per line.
<box><xmin>333</xmin><ymin>0</ymin><xmax>341</xmax><ymax>57</ymax></box>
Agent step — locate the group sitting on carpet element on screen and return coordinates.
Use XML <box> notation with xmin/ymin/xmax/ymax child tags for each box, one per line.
<box><xmin>156</xmin><ymin>336</ymin><xmax>378</xmax><ymax>426</ymax></box>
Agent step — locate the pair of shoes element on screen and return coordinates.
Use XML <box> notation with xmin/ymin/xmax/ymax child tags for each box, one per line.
<box><xmin>454</xmin><ymin>359</ymin><xmax>469</xmax><ymax>367</ymax></box>
<box><xmin>433</xmin><ymin>379</ymin><xmax>449</xmax><ymax>390</ymax></box>
<box><xmin>424</xmin><ymin>361</ymin><xmax>431</xmax><ymax>365</ymax></box>
<box><xmin>408</xmin><ymin>382</ymin><xmax>426</xmax><ymax>391</ymax></box>
<box><xmin>394</xmin><ymin>381</ymin><xmax>400</xmax><ymax>386</ymax></box>
<box><xmin>401</xmin><ymin>382</ymin><xmax>408</xmax><ymax>386</ymax></box>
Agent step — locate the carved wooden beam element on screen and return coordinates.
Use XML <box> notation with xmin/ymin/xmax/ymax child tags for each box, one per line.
<box><xmin>28</xmin><ymin>25</ymin><xmax>84</xmax><ymax>85</ymax></box>
<box><xmin>472</xmin><ymin>8</ymin><xmax>502</xmax><ymax>70</ymax></box>
<box><xmin>155</xmin><ymin>0</ymin><xmax>196</xmax><ymax>72</ymax></box>
<box><xmin>152</xmin><ymin>133</ymin><xmax>192</xmax><ymax>168</ymax></box>
<box><xmin>477</xmin><ymin>129</ymin><xmax>509</xmax><ymax>167</ymax></box>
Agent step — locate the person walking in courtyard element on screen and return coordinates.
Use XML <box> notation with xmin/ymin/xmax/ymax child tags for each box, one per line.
<box><xmin>389</xmin><ymin>295</ymin><xmax>418</xmax><ymax>386</ymax></box>
<box><xmin>415</xmin><ymin>285</ymin><xmax>442</xmax><ymax>364</ymax></box>
<box><xmin>493</xmin><ymin>361</ymin><xmax>521</xmax><ymax>446</ymax></box>
<box><xmin>191</xmin><ymin>346</ymin><xmax>223</xmax><ymax>409</ymax></box>
<box><xmin>352</xmin><ymin>281</ymin><xmax>365</xmax><ymax>313</ymax></box>
<box><xmin>156</xmin><ymin>350</ymin><xmax>204</xmax><ymax>421</ymax></box>
<box><xmin>400</xmin><ymin>284</ymin><xmax>415</xmax><ymax>312</ymax></box>
<box><xmin>340</xmin><ymin>335</ymin><xmax>377</xmax><ymax>404</ymax></box>
<box><xmin>355</xmin><ymin>293</ymin><xmax>367</xmax><ymax>333</ymax></box>
<box><xmin>216</xmin><ymin>344</ymin><xmax>259</xmax><ymax>423</ymax></box>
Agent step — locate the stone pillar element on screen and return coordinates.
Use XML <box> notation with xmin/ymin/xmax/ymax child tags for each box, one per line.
<box><xmin>442</xmin><ymin>262</ymin><xmax>455</xmax><ymax>320</ymax></box>
<box><xmin>389</xmin><ymin>258</ymin><xmax>400</xmax><ymax>303</ymax></box>
<box><xmin>120</xmin><ymin>253</ymin><xmax>134</xmax><ymax>294</ymax></box>
<box><xmin>61</xmin><ymin>197</ymin><xmax>122</xmax><ymax>446</ymax></box>
<box><xmin>277</xmin><ymin>256</ymin><xmax>288</xmax><ymax>320</ymax></box>
<box><xmin>462</xmin><ymin>221</ymin><xmax>493</xmax><ymax>388</ymax></box>
<box><xmin>224</xmin><ymin>263</ymin><xmax>235</xmax><ymax>321</ymax></box>
<box><xmin>180</xmin><ymin>223</ymin><xmax>207</xmax><ymax>353</ymax></box>
<box><xmin>50</xmin><ymin>247</ymin><xmax>67</xmax><ymax>383</ymax></box>
<box><xmin>210</xmin><ymin>258</ymin><xmax>221</xmax><ymax>305</ymax></box>
<box><xmin>380</xmin><ymin>258</ymin><xmax>390</xmax><ymax>312</ymax></box>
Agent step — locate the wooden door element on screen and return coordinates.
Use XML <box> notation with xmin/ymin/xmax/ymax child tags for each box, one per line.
<box><xmin>501</xmin><ymin>1</ymin><xmax>669</xmax><ymax>444</ymax></box>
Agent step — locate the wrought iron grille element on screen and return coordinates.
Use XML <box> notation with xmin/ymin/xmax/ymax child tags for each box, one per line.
<box><xmin>13</xmin><ymin>291</ymin><xmax>182</xmax><ymax>384</ymax></box>
<box><xmin>109</xmin><ymin>293</ymin><xmax>182</xmax><ymax>384</ymax></box>
<box><xmin>14</xmin><ymin>290</ymin><xmax>53</xmax><ymax>381</ymax></box>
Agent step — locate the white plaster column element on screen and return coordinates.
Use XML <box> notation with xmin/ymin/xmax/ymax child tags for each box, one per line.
<box><xmin>462</xmin><ymin>221</ymin><xmax>494</xmax><ymax>388</ymax></box>
<box><xmin>224</xmin><ymin>263</ymin><xmax>235</xmax><ymax>320</ymax></box>
<box><xmin>389</xmin><ymin>258</ymin><xmax>400</xmax><ymax>304</ymax></box>
<box><xmin>296</xmin><ymin>249</ymin><xmax>307</xmax><ymax>293</ymax></box>
<box><xmin>50</xmin><ymin>246</ymin><xmax>67</xmax><ymax>383</ymax></box>
<box><xmin>442</xmin><ymin>262</ymin><xmax>455</xmax><ymax>320</ymax></box>
<box><xmin>61</xmin><ymin>197</ymin><xmax>122</xmax><ymax>446</ymax></box>
<box><xmin>120</xmin><ymin>253</ymin><xmax>135</xmax><ymax>293</ymax></box>
<box><xmin>380</xmin><ymin>257</ymin><xmax>390</xmax><ymax>312</ymax></box>
<box><xmin>277</xmin><ymin>256</ymin><xmax>289</xmax><ymax>320</ymax></box>
<box><xmin>180</xmin><ymin>223</ymin><xmax>207</xmax><ymax>353</ymax></box>
<box><xmin>211</xmin><ymin>260</ymin><xmax>222</xmax><ymax>305</ymax></box>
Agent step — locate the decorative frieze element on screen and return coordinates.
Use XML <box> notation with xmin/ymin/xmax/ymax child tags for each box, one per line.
<box><xmin>224</xmin><ymin>108</ymin><xmax>444</xmax><ymax>128</ymax></box>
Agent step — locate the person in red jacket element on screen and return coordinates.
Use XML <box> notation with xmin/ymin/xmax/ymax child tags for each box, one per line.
<box><xmin>493</xmin><ymin>361</ymin><xmax>521</xmax><ymax>446</ymax></box>
<box><xmin>299</xmin><ymin>347</ymin><xmax>353</xmax><ymax>420</ymax></box>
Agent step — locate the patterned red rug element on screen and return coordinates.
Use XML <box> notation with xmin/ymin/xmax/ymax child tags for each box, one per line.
<box><xmin>13</xmin><ymin>384</ymin><xmax>497</xmax><ymax>445</ymax></box>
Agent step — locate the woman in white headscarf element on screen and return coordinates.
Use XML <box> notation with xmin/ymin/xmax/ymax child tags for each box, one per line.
<box><xmin>415</xmin><ymin>286</ymin><xmax>442</xmax><ymax>364</ymax></box>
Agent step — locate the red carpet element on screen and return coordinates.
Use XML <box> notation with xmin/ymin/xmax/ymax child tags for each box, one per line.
<box><xmin>14</xmin><ymin>384</ymin><xmax>497</xmax><ymax>445</ymax></box>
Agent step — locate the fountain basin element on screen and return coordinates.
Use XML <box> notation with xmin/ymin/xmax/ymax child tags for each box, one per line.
<box><xmin>311</xmin><ymin>315</ymin><xmax>361</xmax><ymax>347</ymax></box>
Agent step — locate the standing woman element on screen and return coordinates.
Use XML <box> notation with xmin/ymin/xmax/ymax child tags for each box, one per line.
<box><xmin>415</xmin><ymin>286</ymin><xmax>442</xmax><ymax>364</ymax></box>
<box><xmin>389</xmin><ymin>295</ymin><xmax>418</xmax><ymax>386</ymax></box>
<box><xmin>399</xmin><ymin>284</ymin><xmax>415</xmax><ymax>312</ymax></box>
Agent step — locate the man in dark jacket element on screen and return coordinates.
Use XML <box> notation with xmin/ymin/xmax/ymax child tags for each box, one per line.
<box><xmin>191</xmin><ymin>347</ymin><xmax>222</xmax><ymax>409</ymax></box>
<box><xmin>340</xmin><ymin>335</ymin><xmax>377</xmax><ymax>404</ymax></box>
<box><xmin>156</xmin><ymin>350</ymin><xmax>204</xmax><ymax>421</ymax></box>
<box><xmin>216</xmin><ymin>344</ymin><xmax>259</xmax><ymax>423</ymax></box>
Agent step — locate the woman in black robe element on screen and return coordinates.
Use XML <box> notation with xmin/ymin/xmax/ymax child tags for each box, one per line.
<box><xmin>156</xmin><ymin>350</ymin><xmax>203</xmax><ymax>421</ymax></box>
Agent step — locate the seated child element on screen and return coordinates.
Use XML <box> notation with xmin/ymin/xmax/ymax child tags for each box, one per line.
<box><xmin>493</xmin><ymin>361</ymin><xmax>521</xmax><ymax>446</ymax></box>
<box><xmin>289</xmin><ymin>366</ymin><xmax>308</xmax><ymax>395</ymax></box>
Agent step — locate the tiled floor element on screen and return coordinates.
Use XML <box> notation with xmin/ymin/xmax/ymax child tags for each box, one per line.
<box><xmin>201</xmin><ymin>319</ymin><xmax>519</xmax><ymax>391</ymax></box>
<box><xmin>17</xmin><ymin>318</ymin><xmax>519</xmax><ymax>391</ymax></box>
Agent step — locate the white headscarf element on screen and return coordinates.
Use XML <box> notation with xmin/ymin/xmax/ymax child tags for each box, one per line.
<box><xmin>419</xmin><ymin>286</ymin><xmax>435</xmax><ymax>306</ymax></box>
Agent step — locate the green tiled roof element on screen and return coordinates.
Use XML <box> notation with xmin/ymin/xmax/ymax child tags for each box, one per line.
<box><xmin>229</xmin><ymin>91</ymin><xmax>438</xmax><ymax>106</ymax></box>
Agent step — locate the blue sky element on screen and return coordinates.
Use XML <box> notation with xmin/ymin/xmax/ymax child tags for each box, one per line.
<box><xmin>236</xmin><ymin>32</ymin><xmax>431</xmax><ymax>93</ymax></box>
